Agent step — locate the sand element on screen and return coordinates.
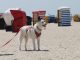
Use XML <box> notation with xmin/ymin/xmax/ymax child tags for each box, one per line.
<box><xmin>0</xmin><ymin>21</ymin><xmax>80</xmax><ymax>60</ymax></box>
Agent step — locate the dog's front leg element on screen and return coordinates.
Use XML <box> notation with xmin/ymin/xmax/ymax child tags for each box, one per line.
<box><xmin>37</xmin><ymin>37</ymin><xmax>40</xmax><ymax>51</ymax></box>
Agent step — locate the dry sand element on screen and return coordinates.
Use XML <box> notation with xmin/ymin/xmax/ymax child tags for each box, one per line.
<box><xmin>0</xmin><ymin>21</ymin><xmax>80</xmax><ymax>60</ymax></box>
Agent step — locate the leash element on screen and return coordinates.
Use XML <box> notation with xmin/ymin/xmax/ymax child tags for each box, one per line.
<box><xmin>1</xmin><ymin>32</ymin><xmax>18</xmax><ymax>48</ymax></box>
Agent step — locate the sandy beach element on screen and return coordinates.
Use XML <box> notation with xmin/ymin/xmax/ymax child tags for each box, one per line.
<box><xmin>0</xmin><ymin>21</ymin><xmax>80</xmax><ymax>60</ymax></box>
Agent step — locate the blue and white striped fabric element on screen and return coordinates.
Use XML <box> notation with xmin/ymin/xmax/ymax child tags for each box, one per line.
<box><xmin>59</xmin><ymin>7</ymin><xmax>72</xmax><ymax>26</ymax></box>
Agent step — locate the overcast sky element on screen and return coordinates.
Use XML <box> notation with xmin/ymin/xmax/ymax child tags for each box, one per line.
<box><xmin>0</xmin><ymin>0</ymin><xmax>79</xmax><ymax>16</ymax></box>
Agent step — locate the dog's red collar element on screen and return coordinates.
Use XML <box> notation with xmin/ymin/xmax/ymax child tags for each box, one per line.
<box><xmin>35</xmin><ymin>30</ymin><xmax>41</xmax><ymax>38</ymax></box>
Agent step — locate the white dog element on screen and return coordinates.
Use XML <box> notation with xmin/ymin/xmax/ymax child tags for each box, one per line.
<box><xmin>19</xmin><ymin>20</ymin><xmax>46</xmax><ymax>51</ymax></box>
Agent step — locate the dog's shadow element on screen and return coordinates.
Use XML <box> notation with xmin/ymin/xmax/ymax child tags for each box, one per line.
<box><xmin>21</xmin><ymin>49</ymin><xmax>49</xmax><ymax>52</ymax></box>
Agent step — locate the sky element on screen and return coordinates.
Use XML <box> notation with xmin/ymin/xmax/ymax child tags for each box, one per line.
<box><xmin>0</xmin><ymin>0</ymin><xmax>80</xmax><ymax>16</ymax></box>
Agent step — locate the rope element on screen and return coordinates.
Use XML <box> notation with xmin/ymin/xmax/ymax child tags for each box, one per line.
<box><xmin>1</xmin><ymin>32</ymin><xmax>18</xmax><ymax>48</ymax></box>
